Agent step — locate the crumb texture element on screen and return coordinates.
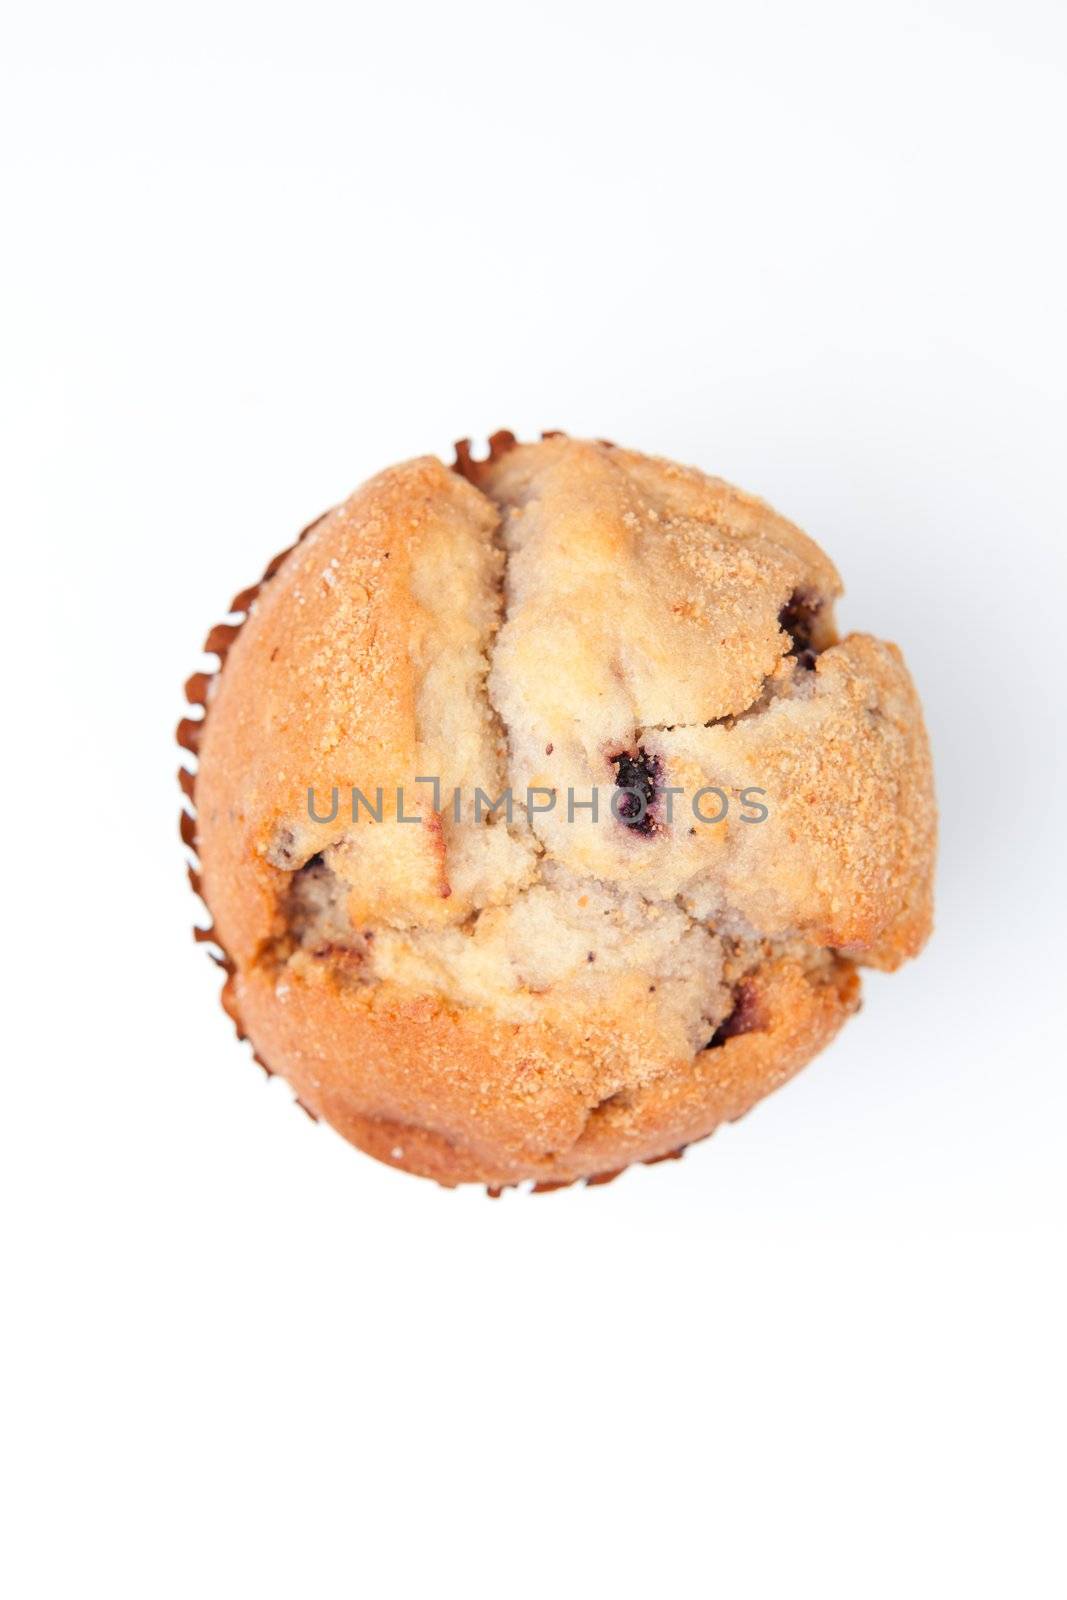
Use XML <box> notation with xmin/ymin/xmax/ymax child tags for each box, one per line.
<box><xmin>189</xmin><ymin>436</ymin><xmax>935</xmax><ymax>1186</ymax></box>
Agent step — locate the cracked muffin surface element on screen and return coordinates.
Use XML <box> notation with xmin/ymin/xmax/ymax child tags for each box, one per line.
<box><xmin>187</xmin><ymin>434</ymin><xmax>935</xmax><ymax>1187</ymax></box>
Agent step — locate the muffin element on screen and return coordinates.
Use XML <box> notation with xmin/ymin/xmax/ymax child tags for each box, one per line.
<box><xmin>180</xmin><ymin>432</ymin><xmax>935</xmax><ymax>1189</ymax></box>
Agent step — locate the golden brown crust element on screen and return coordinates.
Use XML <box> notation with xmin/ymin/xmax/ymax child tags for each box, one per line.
<box><xmin>182</xmin><ymin>433</ymin><xmax>935</xmax><ymax>1188</ymax></box>
<box><xmin>195</xmin><ymin>457</ymin><xmax>503</xmax><ymax>968</ymax></box>
<box><xmin>640</xmin><ymin>634</ymin><xmax>936</xmax><ymax>966</ymax></box>
<box><xmin>229</xmin><ymin>948</ymin><xmax>860</xmax><ymax>1187</ymax></box>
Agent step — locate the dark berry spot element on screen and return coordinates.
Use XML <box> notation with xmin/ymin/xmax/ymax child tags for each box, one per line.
<box><xmin>779</xmin><ymin>590</ymin><xmax>823</xmax><ymax>659</ymax></box>
<box><xmin>298</xmin><ymin>851</ymin><xmax>325</xmax><ymax>876</ymax></box>
<box><xmin>611</xmin><ymin>747</ymin><xmax>660</xmax><ymax>835</ymax></box>
<box><xmin>705</xmin><ymin>981</ymin><xmax>764</xmax><ymax>1049</ymax></box>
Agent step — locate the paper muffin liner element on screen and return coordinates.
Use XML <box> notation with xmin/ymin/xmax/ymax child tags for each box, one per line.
<box><xmin>178</xmin><ymin>434</ymin><xmax>694</xmax><ymax>1194</ymax></box>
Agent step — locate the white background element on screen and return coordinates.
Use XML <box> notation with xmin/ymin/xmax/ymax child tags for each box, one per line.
<box><xmin>3</xmin><ymin>2</ymin><xmax>1065</xmax><ymax>1595</ymax></box>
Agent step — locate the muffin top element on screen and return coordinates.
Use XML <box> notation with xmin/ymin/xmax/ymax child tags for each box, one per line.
<box><xmin>191</xmin><ymin>435</ymin><xmax>934</xmax><ymax>1184</ymax></box>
